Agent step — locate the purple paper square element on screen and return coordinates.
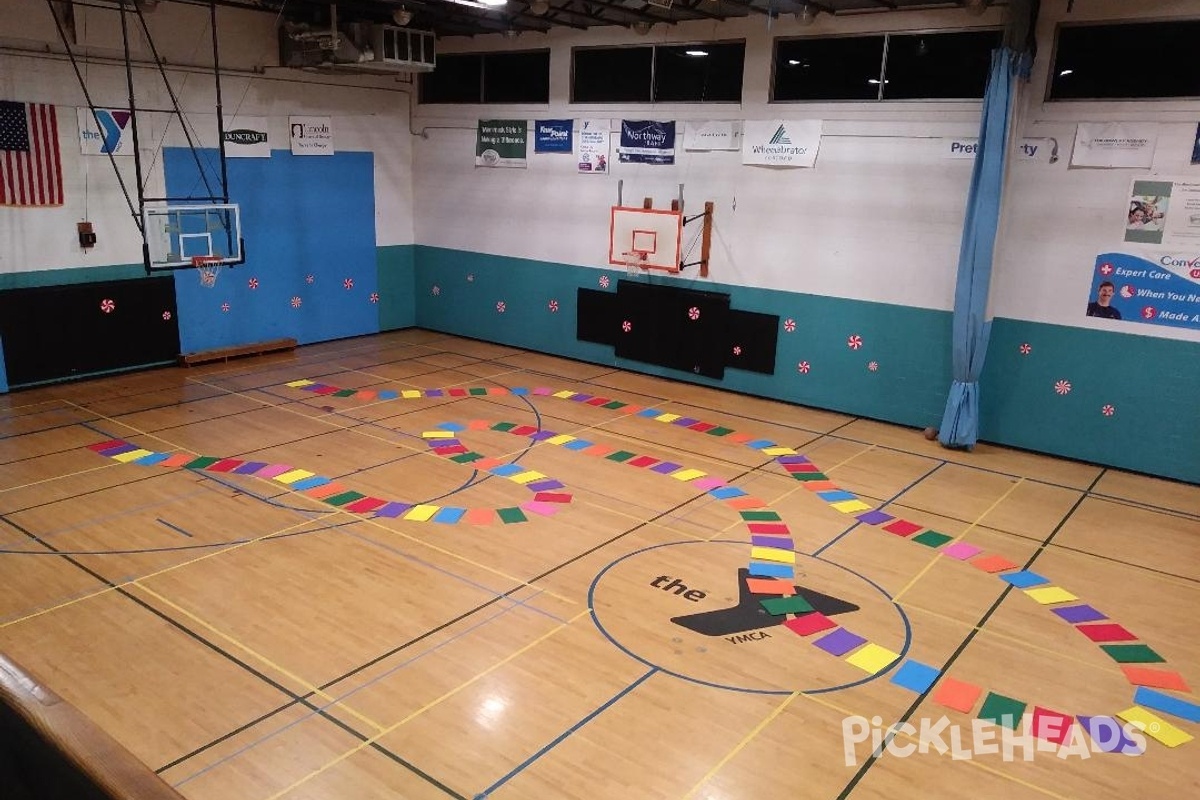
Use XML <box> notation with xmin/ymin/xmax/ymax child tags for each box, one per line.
<box><xmin>752</xmin><ymin>535</ymin><xmax>795</xmax><ymax>548</ymax></box>
<box><xmin>528</xmin><ymin>430</ymin><xmax>557</xmax><ymax>441</ymax></box>
<box><xmin>1052</xmin><ymin>605</ymin><xmax>1108</xmax><ymax>624</ymax></box>
<box><xmin>673</xmin><ymin>417</ymin><xmax>700</xmax><ymax>427</ymax></box>
<box><xmin>1078</xmin><ymin>716</ymin><xmax>1144</xmax><ymax>754</ymax></box>
<box><xmin>776</xmin><ymin>455</ymin><xmax>809</xmax><ymax>464</ymax></box>
<box><xmin>571</xmin><ymin>394</ymin><xmax>592</xmax><ymax>402</ymax></box>
<box><xmin>98</xmin><ymin>442</ymin><xmax>139</xmax><ymax>456</ymax></box>
<box><xmin>432</xmin><ymin>439</ymin><xmax>461</xmax><ymax>449</ymax></box>
<box><xmin>232</xmin><ymin>461</ymin><xmax>269</xmax><ymax>475</ymax></box>
<box><xmin>856</xmin><ymin>510</ymin><xmax>894</xmax><ymax>525</ymax></box>
<box><xmin>814</xmin><ymin>628</ymin><xmax>868</xmax><ymax>657</ymax></box>
<box><xmin>526</xmin><ymin>479</ymin><xmax>565</xmax><ymax>492</ymax></box>
<box><xmin>650</xmin><ymin>462</ymin><xmax>683</xmax><ymax>474</ymax></box>
<box><xmin>424</xmin><ymin>389</ymin><xmax>444</xmax><ymax>397</ymax></box>
<box><xmin>373</xmin><ymin>502</ymin><xmax>412</xmax><ymax>518</ymax></box>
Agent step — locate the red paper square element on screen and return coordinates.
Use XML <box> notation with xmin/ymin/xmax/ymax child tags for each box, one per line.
<box><xmin>784</xmin><ymin>613</ymin><xmax>837</xmax><ymax>636</ymax></box>
<box><xmin>883</xmin><ymin>520</ymin><xmax>922</xmax><ymax>537</ymax></box>
<box><xmin>1077</xmin><ymin>623</ymin><xmax>1137</xmax><ymax>642</ymax></box>
<box><xmin>1031</xmin><ymin>706</ymin><xmax>1074</xmax><ymax>745</ymax></box>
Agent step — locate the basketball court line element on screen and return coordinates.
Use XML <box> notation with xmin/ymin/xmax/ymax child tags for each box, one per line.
<box><xmin>833</xmin><ymin>470</ymin><xmax>1108</xmax><ymax>798</ymax></box>
<box><xmin>258</xmin><ymin>608</ymin><xmax>592</xmax><ymax>800</ymax></box>
<box><xmin>812</xmin><ymin>463</ymin><xmax>948</xmax><ymax>557</ymax></box>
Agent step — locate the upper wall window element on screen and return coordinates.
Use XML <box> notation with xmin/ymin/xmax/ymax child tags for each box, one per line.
<box><xmin>572</xmin><ymin>42</ymin><xmax>745</xmax><ymax>103</ymax></box>
<box><xmin>420</xmin><ymin>50</ymin><xmax>550</xmax><ymax>104</ymax></box>
<box><xmin>1049</xmin><ymin>21</ymin><xmax>1200</xmax><ymax>100</ymax></box>
<box><xmin>772</xmin><ymin>30</ymin><xmax>1000</xmax><ymax>102</ymax></box>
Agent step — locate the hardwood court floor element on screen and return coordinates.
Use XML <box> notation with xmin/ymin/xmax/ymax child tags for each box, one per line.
<box><xmin>1</xmin><ymin>329</ymin><xmax>1197</xmax><ymax>800</ymax></box>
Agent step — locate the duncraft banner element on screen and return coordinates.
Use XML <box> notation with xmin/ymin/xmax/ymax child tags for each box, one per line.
<box><xmin>224</xmin><ymin>116</ymin><xmax>270</xmax><ymax>158</ymax></box>
<box><xmin>1087</xmin><ymin>252</ymin><xmax>1200</xmax><ymax>330</ymax></box>
<box><xmin>534</xmin><ymin>119</ymin><xmax>572</xmax><ymax>154</ymax></box>
<box><xmin>1071</xmin><ymin>123</ymin><xmax>1158</xmax><ymax>168</ymax></box>
<box><xmin>1123</xmin><ymin>177</ymin><xmax>1200</xmax><ymax>249</ymax></box>
<box><xmin>742</xmin><ymin>120</ymin><xmax>821</xmax><ymax>167</ymax></box>
<box><xmin>77</xmin><ymin>108</ymin><xmax>134</xmax><ymax>156</ymax></box>
<box><xmin>476</xmin><ymin>119</ymin><xmax>527</xmax><ymax>168</ymax></box>
<box><xmin>684</xmin><ymin>120</ymin><xmax>740</xmax><ymax>151</ymax></box>
<box><xmin>576</xmin><ymin>119</ymin><xmax>609</xmax><ymax>175</ymax></box>
<box><xmin>618</xmin><ymin>120</ymin><xmax>675</xmax><ymax>165</ymax></box>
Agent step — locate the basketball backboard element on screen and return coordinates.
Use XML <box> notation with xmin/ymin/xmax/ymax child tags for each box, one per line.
<box><xmin>609</xmin><ymin>206</ymin><xmax>682</xmax><ymax>273</ymax></box>
<box><xmin>143</xmin><ymin>204</ymin><xmax>243</xmax><ymax>271</ymax></box>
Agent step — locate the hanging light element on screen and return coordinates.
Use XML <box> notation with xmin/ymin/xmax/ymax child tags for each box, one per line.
<box><xmin>796</xmin><ymin>4</ymin><xmax>817</xmax><ymax>26</ymax></box>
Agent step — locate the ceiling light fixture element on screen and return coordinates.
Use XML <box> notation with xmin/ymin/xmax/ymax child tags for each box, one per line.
<box><xmin>529</xmin><ymin>0</ymin><xmax>550</xmax><ymax>14</ymax></box>
<box><xmin>442</xmin><ymin>0</ymin><xmax>506</xmax><ymax>8</ymax></box>
<box><xmin>796</xmin><ymin>4</ymin><xmax>817</xmax><ymax>26</ymax></box>
<box><xmin>685</xmin><ymin>49</ymin><xmax>709</xmax><ymax>57</ymax></box>
<box><xmin>392</xmin><ymin>6</ymin><xmax>413</xmax><ymax>25</ymax></box>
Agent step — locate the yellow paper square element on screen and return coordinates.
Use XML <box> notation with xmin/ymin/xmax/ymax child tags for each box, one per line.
<box><xmin>421</xmin><ymin>431</ymin><xmax>455</xmax><ymax>439</ymax></box>
<box><xmin>275</xmin><ymin>469</ymin><xmax>315</xmax><ymax>485</ymax></box>
<box><xmin>750</xmin><ymin>546</ymin><xmax>796</xmax><ymax>564</ymax></box>
<box><xmin>1117</xmin><ymin>706</ymin><xmax>1194</xmax><ymax>747</ymax></box>
<box><xmin>401</xmin><ymin>390</ymin><xmax>422</xmax><ymax>399</ymax></box>
<box><xmin>763</xmin><ymin>447</ymin><xmax>797</xmax><ymax>456</ymax></box>
<box><xmin>111</xmin><ymin>449</ymin><xmax>154</xmax><ymax>463</ymax></box>
<box><xmin>285</xmin><ymin>379</ymin><xmax>314</xmax><ymax>387</ymax></box>
<box><xmin>546</xmin><ymin>434</ymin><xmax>575</xmax><ymax>445</ymax></box>
<box><xmin>1024</xmin><ymin>586</ymin><xmax>1078</xmax><ymax>605</ymax></box>
<box><xmin>655</xmin><ymin>413</ymin><xmax>681</xmax><ymax>423</ymax></box>
<box><xmin>510</xmin><ymin>471</ymin><xmax>545</xmax><ymax>485</ymax></box>
<box><xmin>672</xmin><ymin>469</ymin><xmax>707</xmax><ymax>481</ymax></box>
<box><xmin>403</xmin><ymin>504</ymin><xmax>440</xmax><ymax>522</ymax></box>
<box><xmin>846</xmin><ymin>643</ymin><xmax>900</xmax><ymax>675</ymax></box>
<box><xmin>553</xmin><ymin>390</ymin><xmax>575</xmax><ymax>398</ymax></box>
<box><xmin>831</xmin><ymin>499</ymin><xmax>873</xmax><ymax>514</ymax></box>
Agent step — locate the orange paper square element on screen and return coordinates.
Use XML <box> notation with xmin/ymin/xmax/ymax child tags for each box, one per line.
<box><xmin>933</xmin><ymin>677</ymin><xmax>983</xmax><ymax>714</ymax></box>
<box><xmin>745</xmin><ymin>578</ymin><xmax>796</xmax><ymax>596</ymax></box>
<box><xmin>971</xmin><ymin>554</ymin><xmax>1019</xmax><ymax>573</ymax></box>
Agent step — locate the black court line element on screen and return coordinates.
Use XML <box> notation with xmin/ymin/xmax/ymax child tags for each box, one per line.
<box><xmin>835</xmin><ymin>469</ymin><xmax>1108</xmax><ymax>800</ymax></box>
<box><xmin>0</xmin><ymin>511</ymin><xmax>465</xmax><ymax>799</ymax></box>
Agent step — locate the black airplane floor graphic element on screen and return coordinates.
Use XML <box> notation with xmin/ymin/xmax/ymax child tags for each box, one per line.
<box><xmin>671</xmin><ymin>568</ymin><xmax>860</xmax><ymax>637</ymax></box>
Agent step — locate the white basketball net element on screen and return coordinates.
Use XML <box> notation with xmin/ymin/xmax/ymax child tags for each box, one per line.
<box><xmin>194</xmin><ymin>258</ymin><xmax>221</xmax><ymax>288</ymax></box>
<box><xmin>623</xmin><ymin>250</ymin><xmax>648</xmax><ymax>276</ymax></box>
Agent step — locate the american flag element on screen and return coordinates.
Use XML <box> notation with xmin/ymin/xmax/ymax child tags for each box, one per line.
<box><xmin>1</xmin><ymin>101</ymin><xmax>64</xmax><ymax>207</ymax></box>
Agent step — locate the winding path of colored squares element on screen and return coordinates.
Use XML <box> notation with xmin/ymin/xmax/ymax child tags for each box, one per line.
<box><xmin>84</xmin><ymin>380</ymin><xmax>1196</xmax><ymax>750</ymax></box>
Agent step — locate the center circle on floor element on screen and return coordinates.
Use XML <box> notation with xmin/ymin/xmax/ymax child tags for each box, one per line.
<box><xmin>588</xmin><ymin>540</ymin><xmax>911</xmax><ymax>695</ymax></box>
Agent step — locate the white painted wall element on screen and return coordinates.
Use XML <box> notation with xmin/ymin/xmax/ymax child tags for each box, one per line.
<box><xmin>413</xmin><ymin>0</ymin><xmax>1200</xmax><ymax>345</ymax></box>
<box><xmin>0</xmin><ymin>0</ymin><xmax>415</xmax><ymax>276</ymax></box>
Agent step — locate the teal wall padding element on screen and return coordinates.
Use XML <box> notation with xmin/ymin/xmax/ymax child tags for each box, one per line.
<box><xmin>377</xmin><ymin>245</ymin><xmax>416</xmax><ymax>331</ymax></box>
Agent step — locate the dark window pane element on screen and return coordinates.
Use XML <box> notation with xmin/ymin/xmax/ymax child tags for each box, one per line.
<box><xmin>884</xmin><ymin>30</ymin><xmax>999</xmax><ymax>100</ymax></box>
<box><xmin>654</xmin><ymin>42</ymin><xmax>745</xmax><ymax>102</ymax></box>
<box><xmin>484</xmin><ymin>50</ymin><xmax>550</xmax><ymax>103</ymax></box>
<box><xmin>1050</xmin><ymin>22</ymin><xmax>1200</xmax><ymax>100</ymax></box>
<box><xmin>573</xmin><ymin>47</ymin><xmax>652</xmax><ymax>102</ymax></box>
<box><xmin>420</xmin><ymin>54</ymin><xmax>482</xmax><ymax>103</ymax></box>
<box><xmin>773</xmin><ymin>36</ymin><xmax>886</xmax><ymax>101</ymax></box>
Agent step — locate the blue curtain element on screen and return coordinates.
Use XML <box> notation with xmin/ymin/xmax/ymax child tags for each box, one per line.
<box><xmin>938</xmin><ymin>48</ymin><xmax>1025</xmax><ymax>449</ymax></box>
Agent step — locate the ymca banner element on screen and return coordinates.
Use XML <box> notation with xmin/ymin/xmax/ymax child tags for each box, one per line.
<box><xmin>289</xmin><ymin>116</ymin><xmax>333</xmax><ymax>155</ymax></box>
<box><xmin>576</xmin><ymin>119</ymin><xmax>609</xmax><ymax>175</ymax></box>
<box><xmin>618</xmin><ymin>120</ymin><xmax>675</xmax><ymax>165</ymax></box>
<box><xmin>1087</xmin><ymin>252</ymin><xmax>1200</xmax><ymax>331</ymax></box>
<box><xmin>77</xmin><ymin>107</ymin><xmax>134</xmax><ymax>156</ymax></box>
<box><xmin>684</xmin><ymin>120</ymin><xmax>739</xmax><ymax>151</ymax></box>
<box><xmin>741</xmin><ymin>120</ymin><xmax>821</xmax><ymax>167</ymax></box>
<box><xmin>534</xmin><ymin>119</ymin><xmax>572</xmax><ymax>154</ymax></box>
<box><xmin>476</xmin><ymin>119</ymin><xmax>527</xmax><ymax>168</ymax></box>
<box><xmin>224</xmin><ymin>116</ymin><xmax>270</xmax><ymax>158</ymax></box>
<box><xmin>1071</xmin><ymin>122</ymin><xmax>1157</xmax><ymax>169</ymax></box>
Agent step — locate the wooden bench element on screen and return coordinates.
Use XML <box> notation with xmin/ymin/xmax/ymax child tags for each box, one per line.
<box><xmin>177</xmin><ymin>337</ymin><xmax>298</xmax><ymax>367</ymax></box>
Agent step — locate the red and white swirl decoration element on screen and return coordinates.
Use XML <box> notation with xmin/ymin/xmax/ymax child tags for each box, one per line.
<box><xmin>1054</xmin><ymin>379</ymin><xmax>1071</xmax><ymax>395</ymax></box>
<box><xmin>783</xmin><ymin>318</ymin><xmax>796</xmax><ymax>333</ymax></box>
<box><xmin>221</xmin><ymin>302</ymin><xmax>230</xmax><ymax>313</ymax></box>
<box><xmin>622</xmin><ymin>320</ymin><xmax>632</xmax><ymax>333</ymax></box>
<box><xmin>687</xmin><ymin>307</ymin><xmax>700</xmax><ymax>321</ymax></box>
<box><xmin>369</xmin><ymin>292</ymin><xmax>379</xmax><ymax>304</ymax></box>
<box><xmin>868</xmin><ymin>361</ymin><xmax>879</xmax><ymax>372</ymax></box>
<box><xmin>1101</xmin><ymin>404</ymin><xmax>1115</xmax><ymax>416</ymax></box>
<box><xmin>797</xmin><ymin>361</ymin><xmax>810</xmax><ymax>374</ymax></box>
<box><xmin>1019</xmin><ymin>343</ymin><xmax>1032</xmax><ymax>355</ymax></box>
<box><xmin>343</xmin><ymin>278</ymin><xmax>354</xmax><ymax>290</ymax></box>
<box><xmin>548</xmin><ymin>299</ymin><xmax>559</xmax><ymax>313</ymax></box>
<box><xmin>100</xmin><ymin>298</ymin><xmax>115</xmax><ymax>313</ymax></box>
<box><xmin>847</xmin><ymin>334</ymin><xmax>863</xmax><ymax>350</ymax></box>
<box><xmin>496</xmin><ymin>301</ymin><xmax>506</xmax><ymax>313</ymax></box>
<box><xmin>248</xmin><ymin>277</ymin><xmax>259</xmax><ymax>290</ymax></box>
<box><xmin>291</xmin><ymin>296</ymin><xmax>302</xmax><ymax>308</ymax></box>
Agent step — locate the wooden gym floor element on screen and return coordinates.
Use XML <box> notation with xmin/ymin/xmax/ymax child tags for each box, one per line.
<box><xmin>1</xmin><ymin>329</ymin><xmax>1197</xmax><ymax>799</ymax></box>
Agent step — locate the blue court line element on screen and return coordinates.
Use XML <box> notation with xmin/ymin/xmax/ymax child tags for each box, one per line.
<box><xmin>173</xmin><ymin>596</ymin><xmax>538</xmax><ymax>788</ymax></box>
<box><xmin>474</xmin><ymin>667</ymin><xmax>659</xmax><ymax>799</ymax></box>
<box><xmin>811</xmin><ymin>461</ymin><xmax>946</xmax><ymax>557</ymax></box>
<box><xmin>156</xmin><ymin>518</ymin><xmax>194</xmax><ymax>538</ymax></box>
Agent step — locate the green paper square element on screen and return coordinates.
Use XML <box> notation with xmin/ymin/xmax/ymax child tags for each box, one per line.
<box><xmin>790</xmin><ymin>472</ymin><xmax>829</xmax><ymax>481</ymax></box>
<box><xmin>1101</xmin><ymin>644</ymin><xmax>1164</xmax><ymax>663</ymax></box>
<box><xmin>978</xmin><ymin>692</ymin><xmax>1027</xmax><ymax>729</ymax></box>
<box><xmin>497</xmin><ymin>507</ymin><xmax>527</xmax><ymax>524</ymax></box>
<box><xmin>185</xmin><ymin>456</ymin><xmax>220</xmax><ymax>470</ymax></box>
<box><xmin>333</xmin><ymin>389</ymin><xmax>357</xmax><ymax>397</ymax></box>
<box><xmin>760</xmin><ymin>595</ymin><xmax>813</xmax><ymax>616</ymax></box>
<box><xmin>469</xmin><ymin>387</ymin><xmax>488</xmax><ymax>395</ymax></box>
<box><xmin>707</xmin><ymin>427</ymin><xmax>733</xmax><ymax>436</ymax></box>
<box><xmin>325</xmin><ymin>491</ymin><xmax>366</xmax><ymax>507</ymax></box>
<box><xmin>490</xmin><ymin>422</ymin><xmax>516</xmax><ymax>432</ymax></box>
<box><xmin>607</xmin><ymin>451</ymin><xmax>636</xmax><ymax>462</ymax></box>
<box><xmin>913</xmin><ymin>531</ymin><xmax>954</xmax><ymax>548</ymax></box>
<box><xmin>602</xmin><ymin>401</ymin><xmax>626</xmax><ymax>410</ymax></box>
<box><xmin>740</xmin><ymin>511</ymin><xmax>782</xmax><ymax>521</ymax></box>
<box><xmin>450</xmin><ymin>452</ymin><xmax>483</xmax><ymax>463</ymax></box>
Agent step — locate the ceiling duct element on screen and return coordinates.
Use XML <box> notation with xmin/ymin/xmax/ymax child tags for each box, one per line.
<box><xmin>279</xmin><ymin>4</ymin><xmax>435</xmax><ymax>75</ymax></box>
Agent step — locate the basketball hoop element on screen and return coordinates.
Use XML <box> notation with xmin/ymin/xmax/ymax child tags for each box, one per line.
<box><xmin>623</xmin><ymin>250</ymin><xmax>648</xmax><ymax>277</ymax></box>
<box><xmin>192</xmin><ymin>255</ymin><xmax>222</xmax><ymax>288</ymax></box>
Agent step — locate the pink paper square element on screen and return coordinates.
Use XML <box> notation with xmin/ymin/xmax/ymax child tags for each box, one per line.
<box><xmin>521</xmin><ymin>501</ymin><xmax>561</xmax><ymax>516</ymax></box>
<box><xmin>941</xmin><ymin>542</ymin><xmax>983</xmax><ymax>560</ymax></box>
<box><xmin>691</xmin><ymin>477</ymin><xmax>727</xmax><ymax>491</ymax></box>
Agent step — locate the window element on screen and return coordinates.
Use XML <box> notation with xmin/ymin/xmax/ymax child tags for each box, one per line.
<box><xmin>772</xmin><ymin>30</ymin><xmax>999</xmax><ymax>102</ymax></box>
<box><xmin>571</xmin><ymin>42</ymin><xmax>745</xmax><ymax>103</ymax></box>
<box><xmin>420</xmin><ymin>50</ymin><xmax>549</xmax><ymax>104</ymax></box>
<box><xmin>1049</xmin><ymin>21</ymin><xmax>1200</xmax><ymax>100</ymax></box>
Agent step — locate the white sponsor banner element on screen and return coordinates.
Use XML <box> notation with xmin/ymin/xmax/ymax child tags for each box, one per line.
<box><xmin>77</xmin><ymin>108</ymin><xmax>135</xmax><ymax>156</ymax></box>
<box><xmin>684</xmin><ymin>120</ymin><xmax>740</xmax><ymax>151</ymax></box>
<box><xmin>576</xmin><ymin>119</ymin><xmax>610</xmax><ymax>175</ymax></box>
<box><xmin>1071</xmin><ymin>123</ymin><xmax>1158</xmax><ymax>168</ymax></box>
<box><xmin>224</xmin><ymin>116</ymin><xmax>270</xmax><ymax>158</ymax></box>
<box><xmin>289</xmin><ymin>116</ymin><xmax>334</xmax><ymax>155</ymax></box>
<box><xmin>1123</xmin><ymin>177</ymin><xmax>1200</xmax><ymax>250</ymax></box>
<box><xmin>941</xmin><ymin>138</ymin><xmax>1051</xmax><ymax>161</ymax></box>
<box><xmin>741</xmin><ymin>120</ymin><xmax>821</xmax><ymax>167</ymax></box>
